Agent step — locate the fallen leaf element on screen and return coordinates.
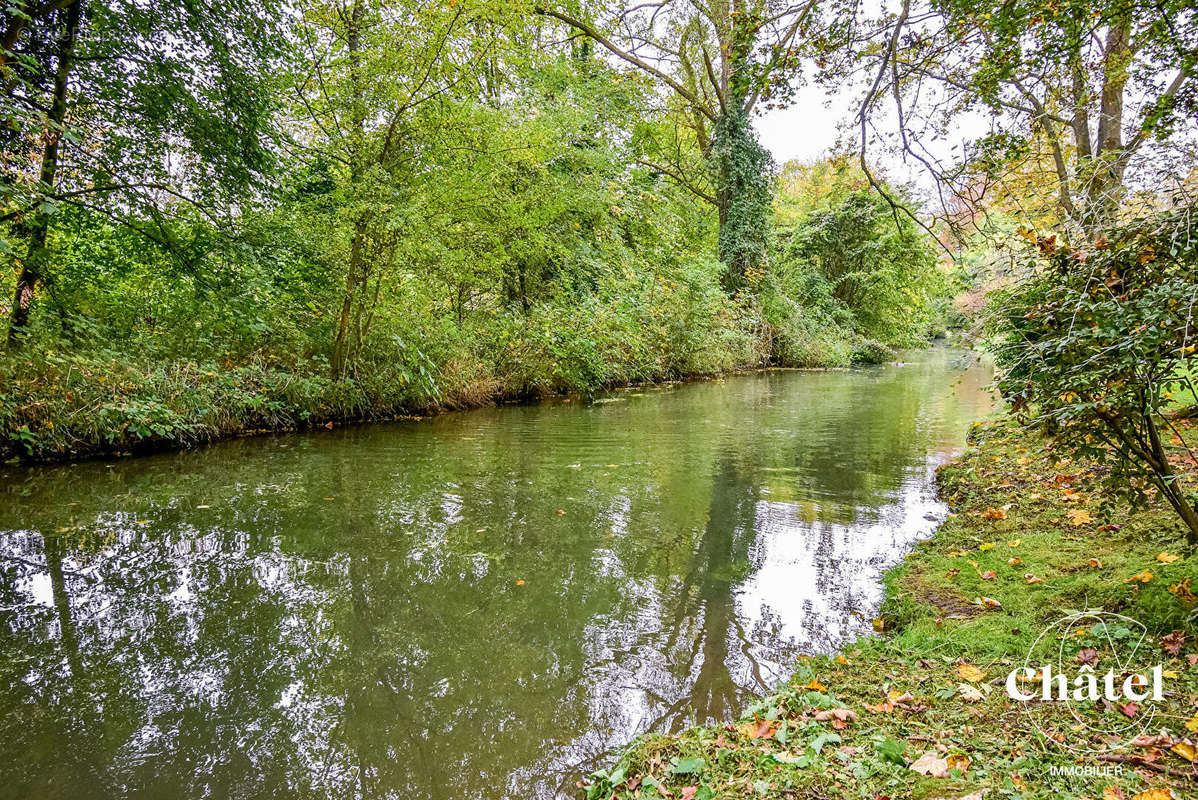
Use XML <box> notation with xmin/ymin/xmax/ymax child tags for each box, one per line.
<box><xmin>908</xmin><ymin>750</ymin><xmax>949</xmax><ymax>778</ymax></box>
<box><xmin>1119</xmin><ymin>702</ymin><xmax>1140</xmax><ymax>718</ymax></box>
<box><xmin>1131</xmin><ymin>790</ymin><xmax>1173</xmax><ymax>800</ymax></box>
<box><xmin>556</xmin><ymin>509</ymin><xmax>565</xmax><ymax>515</ymax></box>
<box><xmin>980</xmin><ymin>570</ymin><xmax>997</xmax><ymax>580</ymax></box>
<box><xmin>1066</xmin><ymin>508</ymin><xmax>1093</xmax><ymax>525</ymax></box>
<box><xmin>1171</xmin><ymin>742</ymin><xmax>1196</xmax><ymax>762</ymax></box>
<box><xmin>863</xmin><ymin>700</ymin><xmax>894</xmax><ymax>713</ymax></box>
<box><xmin>1102</xmin><ymin>788</ymin><xmax>1125</xmax><ymax>800</ymax></box>
<box><xmin>1008</xmin><ymin>557</ymin><xmax>1023</xmax><ymax>565</ymax></box>
<box><xmin>1025</xmin><ymin>573</ymin><xmax>1044</xmax><ymax>584</ymax></box>
<box><xmin>680</xmin><ymin>788</ymin><xmax>698</xmax><ymax>800</ymax></box>
<box><xmin>980</xmin><ymin>508</ymin><xmax>1006</xmax><ymax>520</ymax></box>
<box><xmin>804</xmin><ymin>678</ymin><xmax>827</xmax><ymax>691</ymax></box>
<box><xmin>958</xmin><ymin>683</ymin><xmax>984</xmax><ymax>702</ymax></box>
<box><xmin>1088</xmin><ymin>558</ymin><xmax>1103</xmax><ymax>568</ymax></box>
<box><xmin>813</xmin><ymin>708</ymin><xmax>858</xmax><ymax>724</ymax></box>
<box><xmin>835</xmin><ymin>654</ymin><xmax>848</xmax><ymax>665</ymax></box>
<box><xmin>946</xmin><ymin>753</ymin><xmax>971</xmax><ymax>772</ymax></box>
<box><xmin>515</xmin><ymin>579</ymin><xmax>525</xmax><ymax>586</ymax></box>
<box><xmin>1127</xmin><ymin>571</ymin><xmax>1154</xmax><ymax>583</ymax></box>
<box><xmin>1157</xmin><ymin>552</ymin><xmax>1182</xmax><ymax>563</ymax></box>
<box><xmin>1185</xmin><ymin>714</ymin><xmax>1198</xmax><ymax>733</ymax></box>
<box><xmin>957</xmin><ymin>664</ymin><xmax>986</xmax><ymax>682</ymax></box>
<box><xmin>1077</xmin><ymin>648</ymin><xmax>1100</xmax><ymax>666</ymax></box>
<box><xmin>1161</xmin><ymin>631</ymin><xmax>1185</xmax><ymax>656</ymax></box>
<box><xmin>978</xmin><ymin>541</ymin><xmax>997</xmax><ymax>550</ymax></box>
<box><xmin>1007</xmin><ymin>539</ymin><xmax>1022</xmax><ymax>547</ymax></box>
<box><xmin>973</xmin><ymin>596</ymin><xmax>1002</xmax><ymax>609</ymax></box>
<box><xmin>744</xmin><ymin>718</ymin><xmax>777</xmax><ymax>739</ymax></box>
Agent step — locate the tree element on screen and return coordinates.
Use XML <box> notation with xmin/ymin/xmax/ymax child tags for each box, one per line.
<box><xmin>1</xmin><ymin>0</ymin><xmax>287</xmax><ymax>347</ymax></box>
<box><xmin>860</xmin><ymin>0</ymin><xmax>1198</xmax><ymax>236</ymax></box>
<box><xmin>533</xmin><ymin>0</ymin><xmax>840</xmax><ymax>290</ymax></box>
<box><xmin>992</xmin><ymin>205</ymin><xmax>1198</xmax><ymax>544</ymax></box>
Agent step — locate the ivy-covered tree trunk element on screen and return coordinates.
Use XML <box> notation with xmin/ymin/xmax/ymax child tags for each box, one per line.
<box><xmin>710</xmin><ymin>109</ymin><xmax>771</xmax><ymax>294</ymax></box>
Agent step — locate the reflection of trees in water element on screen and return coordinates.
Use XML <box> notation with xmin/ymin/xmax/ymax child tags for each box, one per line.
<box><xmin>0</xmin><ymin>351</ymin><xmax>993</xmax><ymax>800</ymax></box>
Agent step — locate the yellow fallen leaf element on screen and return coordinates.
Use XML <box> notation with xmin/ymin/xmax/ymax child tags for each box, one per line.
<box><xmin>1127</xmin><ymin>571</ymin><xmax>1153</xmax><ymax>583</ymax></box>
<box><xmin>804</xmin><ymin>678</ymin><xmax>826</xmax><ymax>691</ymax></box>
<box><xmin>1066</xmin><ymin>508</ymin><xmax>1093</xmax><ymax>525</ymax></box>
<box><xmin>835</xmin><ymin>654</ymin><xmax>848</xmax><ymax>665</ymax></box>
<box><xmin>946</xmin><ymin>753</ymin><xmax>971</xmax><ymax>772</ymax></box>
<box><xmin>980</xmin><ymin>507</ymin><xmax>1006</xmax><ymax>520</ymax></box>
<box><xmin>1172</xmin><ymin>742</ymin><xmax>1197</xmax><ymax>762</ymax></box>
<box><xmin>1132</xmin><ymin>789</ymin><xmax>1173</xmax><ymax>800</ymax></box>
<box><xmin>1008</xmin><ymin>557</ymin><xmax>1022</xmax><ymax>565</ymax></box>
<box><xmin>1185</xmin><ymin>714</ymin><xmax>1198</xmax><ymax>733</ymax></box>
<box><xmin>1157</xmin><ymin>552</ymin><xmax>1181</xmax><ymax>563</ymax></box>
<box><xmin>978</xmin><ymin>542</ymin><xmax>996</xmax><ymax>550</ymax></box>
<box><xmin>1088</xmin><ymin>558</ymin><xmax>1103</xmax><ymax>568</ymax></box>
<box><xmin>957</xmin><ymin>664</ymin><xmax>986</xmax><ymax>682</ymax></box>
<box><xmin>1025</xmin><ymin>574</ymin><xmax>1044</xmax><ymax>584</ymax></box>
<box><xmin>1007</xmin><ymin>539</ymin><xmax>1021</xmax><ymax>547</ymax></box>
<box><xmin>973</xmin><ymin>596</ymin><xmax>1002</xmax><ymax>609</ymax></box>
<box><xmin>872</xmin><ymin>617</ymin><xmax>885</xmax><ymax>632</ymax></box>
<box><xmin>515</xmin><ymin>579</ymin><xmax>525</xmax><ymax>586</ymax></box>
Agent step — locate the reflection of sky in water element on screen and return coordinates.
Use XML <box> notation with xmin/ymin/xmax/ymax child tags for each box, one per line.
<box><xmin>0</xmin><ymin>349</ymin><xmax>994</xmax><ymax>800</ymax></box>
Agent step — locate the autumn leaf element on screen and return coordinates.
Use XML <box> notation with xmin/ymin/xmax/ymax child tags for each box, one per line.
<box><xmin>1185</xmin><ymin>714</ymin><xmax>1198</xmax><ymax>733</ymax></box>
<box><xmin>804</xmin><ymin>678</ymin><xmax>826</xmax><ymax>691</ymax></box>
<box><xmin>1161</xmin><ymin>631</ymin><xmax>1185</xmax><ymax>656</ymax></box>
<box><xmin>958</xmin><ymin>683</ymin><xmax>984</xmax><ymax>702</ymax></box>
<box><xmin>908</xmin><ymin>750</ymin><xmax>949</xmax><ymax>778</ymax></box>
<box><xmin>1157</xmin><ymin>552</ymin><xmax>1181</xmax><ymax>563</ymax></box>
<box><xmin>980</xmin><ymin>507</ymin><xmax>1007</xmax><ymax>520</ymax></box>
<box><xmin>1025</xmin><ymin>573</ymin><xmax>1044</xmax><ymax>584</ymax></box>
<box><xmin>1127</xmin><ymin>571</ymin><xmax>1154</xmax><ymax>583</ymax></box>
<box><xmin>863</xmin><ymin>700</ymin><xmax>894</xmax><ymax>713</ymax></box>
<box><xmin>980</xmin><ymin>570</ymin><xmax>997</xmax><ymax>580</ymax></box>
<box><xmin>1007</xmin><ymin>539</ymin><xmax>1021</xmax><ymax>547</ymax></box>
<box><xmin>1088</xmin><ymin>558</ymin><xmax>1103</xmax><ymax>568</ymax></box>
<box><xmin>1171</xmin><ymin>742</ymin><xmax>1197</xmax><ymax>762</ymax></box>
<box><xmin>1077</xmin><ymin>647</ymin><xmax>1099</xmax><ymax>666</ymax></box>
<box><xmin>978</xmin><ymin>541</ymin><xmax>997</xmax><ymax>550</ymax></box>
<box><xmin>946</xmin><ymin>753</ymin><xmax>971</xmax><ymax>772</ymax></box>
<box><xmin>972</xmin><ymin>596</ymin><xmax>1002</xmax><ymax>609</ymax></box>
<box><xmin>1066</xmin><ymin>508</ymin><xmax>1093</xmax><ymax>525</ymax></box>
<box><xmin>1132</xmin><ymin>790</ymin><xmax>1174</xmax><ymax>800</ymax></box>
<box><xmin>1119</xmin><ymin>702</ymin><xmax>1140</xmax><ymax>718</ymax></box>
<box><xmin>957</xmin><ymin>664</ymin><xmax>986</xmax><ymax>682</ymax></box>
<box><xmin>515</xmin><ymin>579</ymin><xmax>526</xmax><ymax>586</ymax></box>
<box><xmin>1008</xmin><ymin>557</ymin><xmax>1023</xmax><ymax>565</ymax></box>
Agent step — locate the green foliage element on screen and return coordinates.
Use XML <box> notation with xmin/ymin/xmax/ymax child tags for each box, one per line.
<box><xmin>771</xmin><ymin>161</ymin><xmax>946</xmax><ymax>349</ymax></box>
<box><xmin>991</xmin><ymin>206</ymin><xmax>1198</xmax><ymax>542</ymax></box>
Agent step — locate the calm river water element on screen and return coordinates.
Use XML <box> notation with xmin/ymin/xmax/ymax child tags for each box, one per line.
<box><xmin>0</xmin><ymin>348</ymin><xmax>993</xmax><ymax>799</ymax></box>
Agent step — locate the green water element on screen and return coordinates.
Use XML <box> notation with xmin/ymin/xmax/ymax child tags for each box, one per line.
<box><xmin>0</xmin><ymin>348</ymin><xmax>993</xmax><ymax>799</ymax></box>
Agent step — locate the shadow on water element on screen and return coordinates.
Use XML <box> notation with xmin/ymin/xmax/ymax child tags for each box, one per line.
<box><xmin>0</xmin><ymin>348</ymin><xmax>994</xmax><ymax>799</ymax></box>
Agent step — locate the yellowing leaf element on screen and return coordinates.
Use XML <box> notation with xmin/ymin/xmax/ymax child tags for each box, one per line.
<box><xmin>515</xmin><ymin>579</ymin><xmax>525</xmax><ymax>586</ymax></box>
<box><xmin>980</xmin><ymin>507</ymin><xmax>1006</xmax><ymax>520</ymax></box>
<box><xmin>978</xmin><ymin>541</ymin><xmax>997</xmax><ymax>550</ymax></box>
<box><xmin>1132</xmin><ymin>790</ymin><xmax>1174</xmax><ymax>800</ymax></box>
<box><xmin>946</xmin><ymin>753</ymin><xmax>971</xmax><ymax>772</ymax></box>
<box><xmin>1066</xmin><ymin>508</ymin><xmax>1093</xmax><ymax>526</ymax></box>
<box><xmin>835</xmin><ymin>654</ymin><xmax>848</xmax><ymax>665</ymax></box>
<box><xmin>957</xmin><ymin>664</ymin><xmax>986</xmax><ymax>682</ymax></box>
<box><xmin>804</xmin><ymin>678</ymin><xmax>826</xmax><ymax>691</ymax></box>
<box><xmin>1127</xmin><ymin>571</ymin><xmax>1154</xmax><ymax>583</ymax></box>
<box><xmin>1157</xmin><ymin>552</ymin><xmax>1181</xmax><ymax>563</ymax></box>
<box><xmin>1185</xmin><ymin>714</ymin><xmax>1198</xmax><ymax>733</ymax></box>
<box><xmin>1088</xmin><ymin>558</ymin><xmax>1103</xmax><ymax>568</ymax></box>
<box><xmin>1007</xmin><ymin>539</ymin><xmax>1022</xmax><ymax>548</ymax></box>
<box><xmin>1172</xmin><ymin>742</ymin><xmax>1197</xmax><ymax>762</ymax></box>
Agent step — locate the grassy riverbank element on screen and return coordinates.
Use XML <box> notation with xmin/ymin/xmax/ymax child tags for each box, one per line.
<box><xmin>586</xmin><ymin>417</ymin><xmax>1198</xmax><ymax>800</ymax></box>
<box><xmin>0</xmin><ymin>304</ymin><xmax>896</xmax><ymax>463</ymax></box>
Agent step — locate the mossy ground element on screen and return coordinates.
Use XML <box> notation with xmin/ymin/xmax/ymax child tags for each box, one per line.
<box><xmin>584</xmin><ymin>416</ymin><xmax>1198</xmax><ymax>800</ymax></box>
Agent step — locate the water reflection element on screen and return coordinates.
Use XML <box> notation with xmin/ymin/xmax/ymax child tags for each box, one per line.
<box><xmin>0</xmin><ymin>348</ymin><xmax>993</xmax><ymax>799</ymax></box>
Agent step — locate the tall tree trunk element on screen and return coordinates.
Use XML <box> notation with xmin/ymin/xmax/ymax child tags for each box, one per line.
<box><xmin>7</xmin><ymin>0</ymin><xmax>81</xmax><ymax>349</ymax></box>
<box><xmin>331</xmin><ymin>0</ymin><xmax>367</xmax><ymax>379</ymax></box>
<box><xmin>1083</xmin><ymin>14</ymin><xmax>1132</xmax><ymax>230</ymax></box>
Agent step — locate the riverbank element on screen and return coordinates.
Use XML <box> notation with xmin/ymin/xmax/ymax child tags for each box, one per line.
<box><xmin>586</xmin><ymin>416</ymin><xmax>1198</xmax><ymax>800</ymax></box>
<box><xmin>0</xmin><ymin>318</ymin><xmax>898</xmax><ymax>463</ymax></box>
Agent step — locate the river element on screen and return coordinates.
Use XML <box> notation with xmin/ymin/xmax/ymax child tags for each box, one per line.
<box><xmin>0</xmin><ymin>347</ymin><xmax>994</xmax><ymax>799</ymax></box>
